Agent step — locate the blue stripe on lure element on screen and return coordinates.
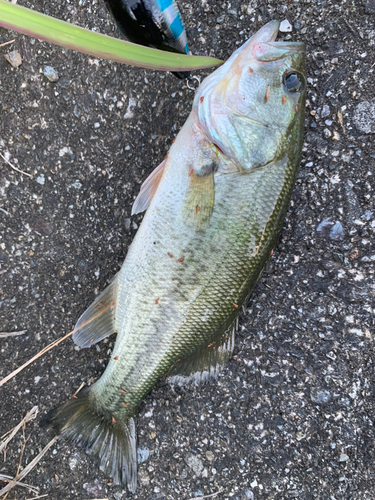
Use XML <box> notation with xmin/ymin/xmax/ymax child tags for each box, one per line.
<box><xmin>103</xmin><ymin>0</ymin><xmax>190</xmax><ymax>77</ymax></box>
<box><xmin>155</xmin><ymin>0</ymin><xmax>189</xmax><ymax>54</ymax></box>
<box><xmin>169</xmin><ymin>13</ymin><xmax>185</xmax><ymax>42</ymax></box>
<box><xmin>157</xmin><ymin>0</ymin><xmax>172</xmax><ymax>11</ymax></box>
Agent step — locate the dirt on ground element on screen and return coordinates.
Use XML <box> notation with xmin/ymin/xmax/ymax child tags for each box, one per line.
<box><xmin>0</xmin><ymin>0</ymin><xmax>374</xmax><ymax>499</ymax></box>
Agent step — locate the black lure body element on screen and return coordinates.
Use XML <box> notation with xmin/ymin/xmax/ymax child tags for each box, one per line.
<box><xmin>104</xmin><ymin>0</ymin><xmax>190</xmax><ymax>78</ymax></box>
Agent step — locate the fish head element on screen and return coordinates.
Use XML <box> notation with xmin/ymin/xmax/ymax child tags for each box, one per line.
<box><xmin>194</xmin><ymin>21</ymin><xmax>306</xmax><ymax>170</ymax></box>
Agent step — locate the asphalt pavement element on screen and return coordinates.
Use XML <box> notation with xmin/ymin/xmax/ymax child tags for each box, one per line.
<box><xmin>0</xmin><ymin>0</ymin><xmax>374</xmax><ymax>499</ymax></box>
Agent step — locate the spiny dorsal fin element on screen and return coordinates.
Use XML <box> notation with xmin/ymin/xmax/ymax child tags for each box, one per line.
<box><xmin>167</xmin><ymin>318</ymin><xmax>238</xmax><ymax>385</ymax></box>
<box><xmin>183</xmin><ymin>164</ymin><xmax>215</xmax><ymax>229</ymax></box>
<box><xmin>131</xmin><ymin>159</ymin><xmax>166</xmax><ymax>215</ymax></box>
<box><xmin>72</xmin><ymin>276</ymin><xmax>118</xmax><ymax>348</ymax></box>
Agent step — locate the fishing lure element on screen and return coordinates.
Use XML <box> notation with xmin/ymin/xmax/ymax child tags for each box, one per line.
<box><xmin>104</xmin><ymin>0</ymin><xmax>190</xmax><ymax>78</ymax></box>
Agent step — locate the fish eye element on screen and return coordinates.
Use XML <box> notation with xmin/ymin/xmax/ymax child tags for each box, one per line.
<box><xmin>283</xmin><ymin>71</ymin><xmax>304</xmax><ymax>93</ymax></box>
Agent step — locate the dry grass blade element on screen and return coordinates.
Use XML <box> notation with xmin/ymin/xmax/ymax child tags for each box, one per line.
<box><xmin>0</xmin><ymin>151</ymin><xmax>32</xmax><ymax>177</ymax></box>
<box><xmin>0</xmin><ymin>475</ymin><xmax>39</xmax><ymax>494</ymax></box>
<box><xmin>73</xmin><ymin>382</ymin><xmax>85</xmax><ymax>397</ymax></box>
<box><xmin>0</xmin><ymin>330</ymin><xmax>27</xmax><ymax>338</ymax></box>
<box><xmin>24</xmin><ymin>495</ymin><xmax>48</xmax><ymax>500</ymax></box>
<box><xmin>0</xmin><ymin>436</ymin><xmax>58</xmax><ymax>496</ymax></box>
<box><xmin>2</xmin><ymin>423</ymin><xmax>28</xmax><ymax>500</ymax></box>
<box><xmin>0</xmin><ymin>330</ymin><xmax>73</xmax><ymax>387</ymax></box>
<box><xmin>0</xmin><ymin>307</ymin><xmax>109</xmax><ymax>387</ymax></box>
<box><xmin>187</xmin><ymin>489</ymin><xmax>223</xmax><ymax>500</ymax></box>
<box><xmin>0</xmin><ymin>39</ymin><xmax>15</xmax><ymax>47</ymax></box>
<box><xmin>337</xmin><ymin>110</ymin><xmax>345</xmax><ymax>132</ymax></box>
<box><xmin>0</xmin><ymin>406</ymin><xmax>38</xmax><ymax>453</ymax></box>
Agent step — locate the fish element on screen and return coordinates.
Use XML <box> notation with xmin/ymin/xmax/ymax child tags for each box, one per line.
<box><xmin>103</xmin><ymin>0</ymin><xmax>190</xmax><ymax>79</ymax></box>
<box><xmin>42</xmin><ymin>21</ymin><xmax>306</xmax><ymax>493</ymax></box>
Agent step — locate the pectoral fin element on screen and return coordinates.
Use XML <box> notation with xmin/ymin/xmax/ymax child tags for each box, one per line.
<box><xmin>131</xmin><ymin>159</ymin><xmax>166</xmax><ymax>215</ymax></box>
<box><xmin>183</xmin><ymin>165</ymin><xmax>215</xmax><ymax>229</ymax></box>
<box><xmin>72</xmin><ymin>276</ymin><xmax>118</xmax><ymax>348</ymax></box>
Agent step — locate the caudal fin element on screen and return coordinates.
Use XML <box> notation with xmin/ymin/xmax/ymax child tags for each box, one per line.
<box><xmin>41</xmin><ymin>390</ymin><xmax>137</xmax><ymax>492</ymax></box>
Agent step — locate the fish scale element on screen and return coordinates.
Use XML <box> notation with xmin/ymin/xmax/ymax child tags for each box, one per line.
<box><xmin>43</xmin><ymin>21</ymin><xmax>306</xmax><ymax>492</ymax></box>
<box><xmin>96</xmin><ymin>152</ymin><xmax>294</xmax><ymax>410</ymax></box>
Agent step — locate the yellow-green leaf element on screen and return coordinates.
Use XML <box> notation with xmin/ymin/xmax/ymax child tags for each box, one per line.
<box><xmin>0</xmin><ymin>0</ymin><xmax>223</xmax><ymax>71</ymax></box>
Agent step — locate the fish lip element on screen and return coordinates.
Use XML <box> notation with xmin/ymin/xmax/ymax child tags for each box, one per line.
<box><xmin>246</xmin><ymin>22</ymin><xmax>305</xmax><ymax>60</ymax></box>
<box><xmin>255</xmin><ymin>41</ymin><xmax>306</xmax><ymax>60</ymax></box>
<box><xmin>247</xmin><ymin>20</ymin><xmax>280</xmax><ymax>45</ymax></box>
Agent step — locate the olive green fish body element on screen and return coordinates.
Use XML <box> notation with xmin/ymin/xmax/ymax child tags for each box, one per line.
<box><xmin>96</xmin><ymin>120</ymin><xmax>302</xmax><ymax>413</ymax></box>
<box><xmin>43</xmin><ymin>21</ymin><xmax>306</xmax><ymax>492</ymax></box>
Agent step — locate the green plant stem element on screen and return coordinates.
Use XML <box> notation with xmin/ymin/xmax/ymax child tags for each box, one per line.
<box><xmin>0</xmin><ymin>0</ymin><xmax>223</xmax><ymax>71</ymax></box>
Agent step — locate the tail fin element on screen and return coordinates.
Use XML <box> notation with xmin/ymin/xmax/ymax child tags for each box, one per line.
<box><xmin>41</xmin><ymin>390</ymin><xmax>137</xmax><ymax>492</ymax></box>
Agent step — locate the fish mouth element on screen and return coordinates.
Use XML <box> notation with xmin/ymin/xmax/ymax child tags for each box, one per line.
<box><xmin>241</xmin><ymin>21</ymin><xmax>304</xmax><ymax>62</ymax></box>
<box><xmin>247</xmin><ymin>20</ymin><xmax>280</xmax><ymax>45</ymax></box>
<box><xmin>254</xmin><ymin>41</ymin><xmax>305</xmax><ymax>61</ymax></box>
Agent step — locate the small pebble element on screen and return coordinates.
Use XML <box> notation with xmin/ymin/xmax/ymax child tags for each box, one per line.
<box><xmin>323</xmin><ymin>128</ymin><xmax>332</xmax><ymax>138</ymax></box>
<box><xmin>184</xmin><ymin>453</ymin><xmax>204</xmax><ymax>476</ymax></box>
<box><xmin>83</xmin><ymin>479</ymin><xmax>105</xmax><ymax>496</ymax></box>
<box><xmin>68</xmin><ymin>454</ymin><xmax>79</xmax><ymax>471</ymax></box>
<box><xmin>124</xmin><ymin>97</ymin><xmax>137</xmax><ymax>119</ymax></box>
<box><xmin>353</xmin><ymin>99</ymin><xmax>375</xmax><ymax>134</ymax></box>
<box><xmin>5</xmin><ymin>50</ymin><xmax>22</xmax><ymax>68</ymax></box>
<box><xmin>36</xmin><ymin>174</ymin><xmax>45</xmax><ymax>185</ymax></box>
<box><xmin>330</xmin><ymin>221</ymin><xmax>344</xmax><ymax>241</ymax></box>
<box><xmin>137</xmin><ymin>445</ymin><xmax>150</xmax><ymax>464</ymax></box>
<box><xmin>310</xmin><ymin>388</ymin><xmax>332</xmax><ymax>405</ymax></box>
<box><xmin>316</xmin><ymin>219</ymin><xmax>344</xmax><ymax>241</ymax></box>
<box><xmin>43</xmin><ymin>66</ymin><xmax>59</xmax><ymax>82</ymax></box>
<box><xmin>321</xmin><ymin>104</ymin><xmax>330</xmax><ymax>118</ymax></box>
<box><xmin>280</xmin><ymin>20</ymin><xmax>292</xmax><ymax>32</ymax></box>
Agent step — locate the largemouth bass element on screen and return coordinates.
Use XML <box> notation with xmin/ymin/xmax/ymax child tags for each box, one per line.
<box><xmin>43</xmin><ymin>21</ymin><xmax>306</xmax><ymax>492</ymax></box>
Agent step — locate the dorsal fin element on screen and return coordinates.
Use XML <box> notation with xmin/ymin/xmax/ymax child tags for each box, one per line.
<box><xmin>131</xmin><ymin>159</ymin><xmax>166</xmax><ymax>215</ymax></box>
<box><xmin>72</xmin><ymin>276</ymin><xmax>119</xmax><ymax>348</ymax></box>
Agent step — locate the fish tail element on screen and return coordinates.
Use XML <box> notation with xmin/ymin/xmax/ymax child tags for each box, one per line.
<box><xmin>41</xmin><ymin>389</ymin><xmax>137</xmax><ymax>492</ymax></box>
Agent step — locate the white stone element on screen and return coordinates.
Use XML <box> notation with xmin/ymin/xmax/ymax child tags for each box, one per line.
<box><xmin>36</xmin><ymin>174</ymin><xmax>45</xmax><ymax>185</ymax></box>
<box><xmin>280</xmin><ymin>20</ymin><xmax>292</xmax><ymax>32</ymax></box>
<box><xmin>353</xmin><ymin>100</ymin><xmax>375</xmax><ymax>134</ymax></box>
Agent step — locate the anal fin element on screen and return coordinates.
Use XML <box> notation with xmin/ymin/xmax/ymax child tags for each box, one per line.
<box><xmin>73</xmin><ymin>276</ymin><xmax>118</xmax><ymax>348</ymax></box>
<box><xmin>167</xmin><ymin>318</ymin><xmax>238</xmax><ymax>385</ymax></box>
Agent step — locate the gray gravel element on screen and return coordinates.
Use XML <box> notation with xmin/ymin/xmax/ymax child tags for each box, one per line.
<box><xmin>353</xmin><ymin>99</ymin><xmax>375</xmax><ymax>134</ymax></box>
<box><xmin>0</xmin><ymin>1</ymin><xmax>374</xmax><ymax>499</ymax></box>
